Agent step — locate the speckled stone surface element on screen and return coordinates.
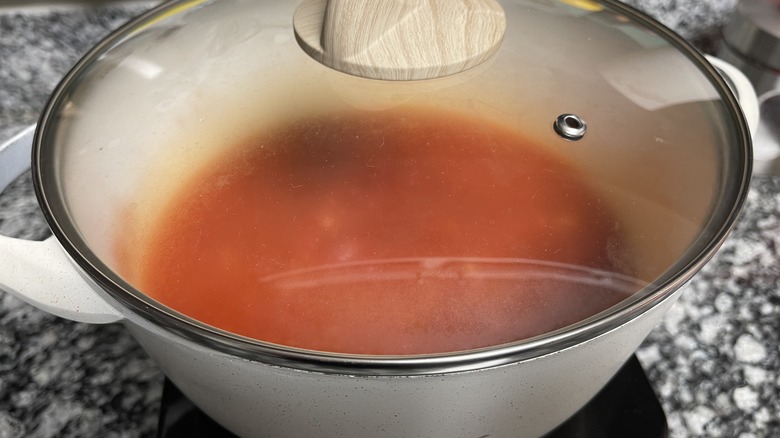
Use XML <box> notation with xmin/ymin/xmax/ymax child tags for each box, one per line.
<box><xmin>0</xmin><ymin>1</ymin><xmax>777</xmax><ymax>437</ymax></box>
<box><xmin>0</xmin><ymin>5</ymin><xmax>164</xmax><ymax>437</ymax></box>
<box><xmin>636</xmin><ymin>177</ymin><xmax>780</xmax><ymax>437</ymax></box>
<box><xmin>621</xmin><ymin>0</ymin><xmax>738</xmax><ymax>40</ymax></box>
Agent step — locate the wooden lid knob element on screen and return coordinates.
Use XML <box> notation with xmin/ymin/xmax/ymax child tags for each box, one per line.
<box><xmin>293</xmin><ymin>0</ymin><xmax>507</xmax><ymax>81</ymax></box>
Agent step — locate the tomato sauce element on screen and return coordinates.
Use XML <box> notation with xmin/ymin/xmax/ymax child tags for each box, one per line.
<box><xmin>126</xmin><ymin>108</ymin><xmax>635</xmax><ymax>354</ymax></box>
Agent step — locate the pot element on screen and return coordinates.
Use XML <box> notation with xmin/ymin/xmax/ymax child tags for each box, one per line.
<box><xmin>0</xmin><ymin>0</ymin><xmax>758</xmax><ymax>436</ymax></box>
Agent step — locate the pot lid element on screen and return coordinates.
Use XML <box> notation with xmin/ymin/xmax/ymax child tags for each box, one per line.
<box><xmin>33</xmin><ymin>0</ymin><xmax>751</xmax><ymax>371</ymax></box>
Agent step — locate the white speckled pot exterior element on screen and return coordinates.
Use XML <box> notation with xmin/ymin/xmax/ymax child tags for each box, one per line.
<box><xmin>122</xmin><ymin>289</ymin><xmax>681</xmax><ymax>438</ymax></box>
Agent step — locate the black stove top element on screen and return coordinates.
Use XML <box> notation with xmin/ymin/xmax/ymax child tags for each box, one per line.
<box><xmin>157</xmin><ymin>355</ymin><xmax>666</xmax><ymax>437</ymax></box>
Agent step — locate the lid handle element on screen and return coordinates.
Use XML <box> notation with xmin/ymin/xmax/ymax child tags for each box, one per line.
<box><xmin>293</xmin><ymin>0</ymin><xmax>507</xmax><ymax>81</ymax></box>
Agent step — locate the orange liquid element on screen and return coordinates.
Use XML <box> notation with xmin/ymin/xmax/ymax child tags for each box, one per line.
<box><xmin>126</xmin><ymin>108</ymin><xmax>636</xmax><ymax>354</ymax></box>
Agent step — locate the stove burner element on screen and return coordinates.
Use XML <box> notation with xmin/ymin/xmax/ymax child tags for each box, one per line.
<box><xmin>156</xmin><ymin>355</ymin><xmax>666</xmax><ymax>437</ymax></box>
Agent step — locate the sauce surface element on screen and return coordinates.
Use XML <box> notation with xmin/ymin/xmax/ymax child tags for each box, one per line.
<box><xmin>125</xmin><ymin>108</ymin><xmax>637</xmax><ymax>354</ymax></box>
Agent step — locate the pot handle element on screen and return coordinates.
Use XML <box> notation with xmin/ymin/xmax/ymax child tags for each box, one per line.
<box><xmin>706</xmin><ymin>56</ymin><xmax>780</xmax><ymax>177</ymax></box>
<box><xmin>705</xmin><ymin>56</ymin><xmax>760</xmax><ymax>138</ymax></box>
<box><xmin>0</xmin><ymin>126</ymin><xmax>123</xmax><ymax>324</ymax></box>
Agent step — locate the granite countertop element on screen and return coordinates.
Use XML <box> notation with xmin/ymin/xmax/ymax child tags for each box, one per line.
<box><xmin>1</xmin><ymin>1</ymin><xmax>778</xmax><ymax>437</ymax></box>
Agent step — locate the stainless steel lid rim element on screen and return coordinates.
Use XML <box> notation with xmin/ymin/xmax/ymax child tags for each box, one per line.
<box><xmin>31</xmin><ymin>0</ymin><xmax>753</xmax><ymax>376</ymax></box>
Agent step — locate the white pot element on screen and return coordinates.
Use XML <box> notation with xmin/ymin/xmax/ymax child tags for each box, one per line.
<box><xmin>0</xmin><ymin>0</ymin><xmax>757</xmax><ymax>436</ymax></box>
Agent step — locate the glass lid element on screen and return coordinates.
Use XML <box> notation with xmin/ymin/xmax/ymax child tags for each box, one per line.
<box><xmin>34</xmin><ymin>0</ymin><xmax>751</xmax><ymax>372</ymax></box>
